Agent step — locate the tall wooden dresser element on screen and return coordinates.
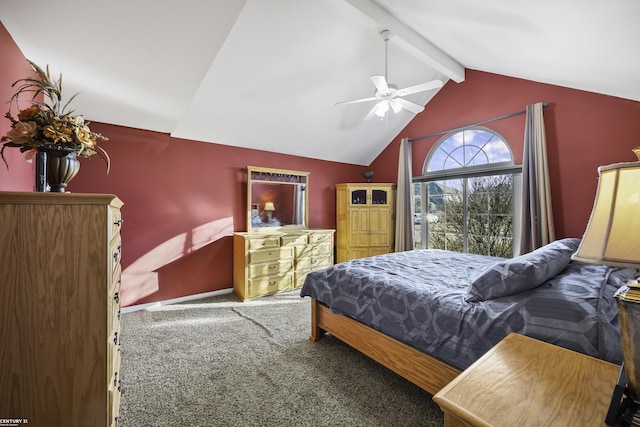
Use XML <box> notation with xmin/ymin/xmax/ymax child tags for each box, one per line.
<box><xmin>336</xmin><ymin>183</ymin><xmax>396</xmax><ymax>262</ymax></box>
<box><xmin>234</xmin><ymin>229</ymin><xmax>334</xmax><ymax>300</ymax></box>
<box><xmin>0</xmin><ymin>192</ymin><xmax>124</xmax><ymax>427</ymax></box>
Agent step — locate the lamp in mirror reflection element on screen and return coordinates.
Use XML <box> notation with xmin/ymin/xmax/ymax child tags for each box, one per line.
<box><xmin>264</xmin><ymin>201</ymin><xmax>275</xmax><ymax>222</ymax></box>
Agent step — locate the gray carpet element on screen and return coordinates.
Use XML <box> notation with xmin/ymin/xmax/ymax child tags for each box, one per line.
<box><xmin>118</xmin><ymin>290</ymin><xmax>444</xmax><ymax>426</ymax></box>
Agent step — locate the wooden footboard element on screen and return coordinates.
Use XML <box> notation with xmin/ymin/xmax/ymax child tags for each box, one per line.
<box><xmin>309</xmin><ymin>298</ymin><xmax>461</xmax><ymax>395</ymax></box>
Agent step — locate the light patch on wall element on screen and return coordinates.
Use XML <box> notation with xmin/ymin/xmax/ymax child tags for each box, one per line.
<box><xmin>120</xmin><ymin>216</ymin><xmax>234</xmax><ymax>306</ymax></box>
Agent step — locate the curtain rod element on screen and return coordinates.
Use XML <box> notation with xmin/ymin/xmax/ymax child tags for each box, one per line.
<box><xmin>408</xmin><ymin>102</ymin><xmax>548</xmax><ymax>143</ymax></box>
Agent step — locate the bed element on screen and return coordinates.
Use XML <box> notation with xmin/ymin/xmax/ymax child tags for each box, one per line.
<box><xmin>300</xmin><ymin>238</ymin><xmax>638</xmax><ymax>395</ymax></box>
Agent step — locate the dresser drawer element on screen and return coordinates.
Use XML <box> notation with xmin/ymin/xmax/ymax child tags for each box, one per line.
<box><xmin>109</xmin><ymin>207</ymin><xmax>123</xmax><ymax>242</ymax></box>
<box><xmin>111</xmin><ymin>261</ymin><xmax>122</xmax><ymax>295</ymax></box>
<box><xmin>107</xmin><ymin>321</ymin><xmax>121</xmax><ymax>389</ymax></box>
<box><xmin>296</xmin><ymin>243</ymin><xmax>331</xmax><ymax>258</ymax></box>
<box><xmin>108</xmin><ymin>369</ymin><xmax>121</xmax><ymax>425</ymax></box>
<box><xmin>247</xmin><ymin>273</ymin><xmax>294</xmax><ymax>299</ymax></box>
<box><xmin>110</xmin><ymin>344</ymin><xmax>121</xmax><ymax>388</ymax></box>
<box><xmin>110</xmin><ymin>291</ymin><xmax>121</xmax><ymax>337</ymax></box>
<box><xmin>249</xmin><ymin>259</ymin><xmax>294</xmax><ymax>278</ymax></box>
<box><xmin>309</xmin><ymin>232</ymin><xmax>333</xmax><ymax>245</ymax></box>
<box><xmin>281</xmin><ymin>234</ymin><xmax>308</xmax><ymax>246</ymax></box>
<box><xmin>110</xmin><ymin>236</ymin><xmax>122</xmax><ymax>270</ymax></box>
<box><xmin>247</xmin><ymin>236</ymin><xmax>280</xmax><ymax>250</ymax></box>
<box><xmin>109</xmin><ymin>386</ymin><xmax>121</xmax><ymax>427</ymax></box>
<box><xmin>250</xmin><ymin>246</ymin><xmax>294</xmax><ymax>264</ymax></box>
<box><xmin>110</xmin><ymin>323</ymin><xmax>121</xmax><ymax>350</ymax></box>
<box><xmin>296</xmin><ymin>256</ymin><xmax>332</xmax><ymax>272</ymax></box>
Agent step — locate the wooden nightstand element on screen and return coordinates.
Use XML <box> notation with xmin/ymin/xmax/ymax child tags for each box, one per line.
<box><xmin>433</xmin><ymin>333</ymin><xmax>620</xmax><ymax>427</ymax></box>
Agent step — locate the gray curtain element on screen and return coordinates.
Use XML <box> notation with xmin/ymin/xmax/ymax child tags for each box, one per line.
<box><xmin>395</xmin><ymin>137</ymin><xmax>414</xmax><ymax>252</ymax></box>
<box><xmin>518</xmin><ymin>102</ymin><xmax>555</xmax><ymax>255</ymax></box>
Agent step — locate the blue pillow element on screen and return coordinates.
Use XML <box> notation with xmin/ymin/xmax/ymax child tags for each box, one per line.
<box><xmin>465</xmin><ymin>238</ymin><xmax>581</xmax><ymax>302</ymax></box>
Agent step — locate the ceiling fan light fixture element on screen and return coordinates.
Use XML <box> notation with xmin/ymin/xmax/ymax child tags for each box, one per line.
<box><xmin>375</xmin><ymin>101</ymin><xmax>389</xmax><ymax>117</ymax></box>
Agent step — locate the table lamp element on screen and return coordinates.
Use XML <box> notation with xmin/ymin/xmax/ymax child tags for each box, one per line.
<box><xmin>572</xmin><ymin>159</ymin><xmax>640</xmax><ymax>425</ymax></box>
<box><xmin>264</xmin><ymin>201</ymin><xmax>275</xmax><ymax>222</ymax></box>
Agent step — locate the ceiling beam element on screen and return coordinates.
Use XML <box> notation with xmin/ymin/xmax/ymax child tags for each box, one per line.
<box><xmin>344</xmin><ymin>0</ymin><xmax>465</xmax><ymax>83</ymax></box>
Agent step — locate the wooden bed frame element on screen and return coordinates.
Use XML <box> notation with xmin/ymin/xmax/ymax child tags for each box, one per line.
<box><xmin>309</xmin><ymin>298</ymin><xmax>461</xmax><ymax>395</ymax></box>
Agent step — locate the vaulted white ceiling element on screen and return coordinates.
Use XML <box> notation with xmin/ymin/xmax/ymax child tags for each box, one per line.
<box><xmin>2</xmin><ymin>0</ymin><xmax>639</xmax><ymax>165</ymax></box>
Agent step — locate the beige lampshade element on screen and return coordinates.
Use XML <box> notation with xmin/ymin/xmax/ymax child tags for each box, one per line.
<box><xmin>264</xmin><ymin>201</ymin><xmax>275</xmax><ymax>211</ymax></box>
<box><xmin>572</xmin><ymin>161</ymin><xmax>640</xmax><ymax>268</ymax></box>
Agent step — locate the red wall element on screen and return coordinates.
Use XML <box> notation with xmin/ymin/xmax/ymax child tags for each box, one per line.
<box><xmin>371</xmin><ymin>70</ymin><xmax>640</xmax><ymax>239</ymax></box>
<box><xmin>0</xmin><ymin>22</ymin><xmax>36</xmax><ymax>191</ymax></box>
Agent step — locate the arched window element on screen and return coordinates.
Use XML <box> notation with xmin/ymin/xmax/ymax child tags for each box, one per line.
<box><xmin>413</xmin><ymin>127</ymin><xmax>521</xmax><ymax>257</ymax></box>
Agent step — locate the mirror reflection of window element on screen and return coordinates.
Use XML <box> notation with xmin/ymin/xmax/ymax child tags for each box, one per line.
<box><xmin>293</xmin><ymin>185</ymin><xmax>305</xmax><ymax>226</ymax></box>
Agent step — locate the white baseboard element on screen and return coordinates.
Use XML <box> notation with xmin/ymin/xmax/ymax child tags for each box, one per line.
<box><xmin>121</xmin><ymin>288</ymin><xmax>234</xmax><ymax>314</ymax></box>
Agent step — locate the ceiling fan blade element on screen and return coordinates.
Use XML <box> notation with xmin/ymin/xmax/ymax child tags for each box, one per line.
<box><xmin>396</xmin><ymin>79</ymin><xmax>443</xmax><ymax>97</ymax></box>
<box><xmin>393</xmin><ymin>97</ymin><xmax>425</xmax><ymax>114</ymax></box>
<box><xmin>335</xmin><ymin>96</ymin><xmax>378</xmax><ymax>106</ymax></box>
<box><xmin>370</xmin><ymin>75</ymin><xmax>389</xmax><ymax>93</ymax></box>
<box><xmin>389</xmin><ymin>100</ymin><xmax>403</xmax><ymax>114</ymax></box>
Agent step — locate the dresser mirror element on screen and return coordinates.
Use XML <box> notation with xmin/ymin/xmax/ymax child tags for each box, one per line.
<box><xmin>247</xmin><ymin>166</ymin><xmax>309</xmax><ymax>231</ymax></box>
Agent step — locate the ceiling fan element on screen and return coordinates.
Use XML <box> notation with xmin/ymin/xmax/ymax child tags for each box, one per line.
<box><xmin>336</xmin><ymin>29</ymin><xmax>443</xmax><ymax>121</ymax></box>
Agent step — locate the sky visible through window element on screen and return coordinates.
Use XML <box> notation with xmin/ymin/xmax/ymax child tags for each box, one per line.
<box><xmin>427</xmin><ymin>129</ymin><xmax>511</xmax><ymax>172</ymax></box>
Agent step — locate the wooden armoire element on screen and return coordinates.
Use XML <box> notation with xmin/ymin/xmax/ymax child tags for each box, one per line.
<box><xmin>336</xmin><ymin>183</ymin><xmax>396</xmax><ymax>262</ymax></box>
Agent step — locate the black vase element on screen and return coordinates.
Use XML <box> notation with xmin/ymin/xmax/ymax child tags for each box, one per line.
<box><xmin>46</xmin><ymin>150</ymin><xmax>80</xmax><ymax>192</ymax></box>
<box><xmin>35</xmin><ymin>150</ymin><xmax>47</xmax><ymax>192</ymax></box>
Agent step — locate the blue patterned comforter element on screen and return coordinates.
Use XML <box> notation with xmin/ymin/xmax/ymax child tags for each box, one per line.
<box><xmin>300</xmin><ymin>249</ymin><xmax>637</xmax><ymax>370</ymax></box>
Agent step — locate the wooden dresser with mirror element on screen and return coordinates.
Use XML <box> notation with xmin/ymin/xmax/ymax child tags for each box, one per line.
<box><xmin>233</xmin><ymin>166</ymin><xmax>334</xmax><ymax>301</ymax></box>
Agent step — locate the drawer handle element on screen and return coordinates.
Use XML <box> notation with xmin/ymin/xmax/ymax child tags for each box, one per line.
<box><xmin>268</xmin><ymin>265</ymin><xmax>277</xmax><ymax>270</ymax></box>
<box><xmin>114</xmin><ymin>219</ymin><xmax>124</xmax><ymax>227</ymax></box>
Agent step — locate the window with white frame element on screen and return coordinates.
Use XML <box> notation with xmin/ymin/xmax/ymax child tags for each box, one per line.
<box><xmin>413</xmin><ymin>127</ymin><xmax>522</xmax><ymax>257</ymax></box>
